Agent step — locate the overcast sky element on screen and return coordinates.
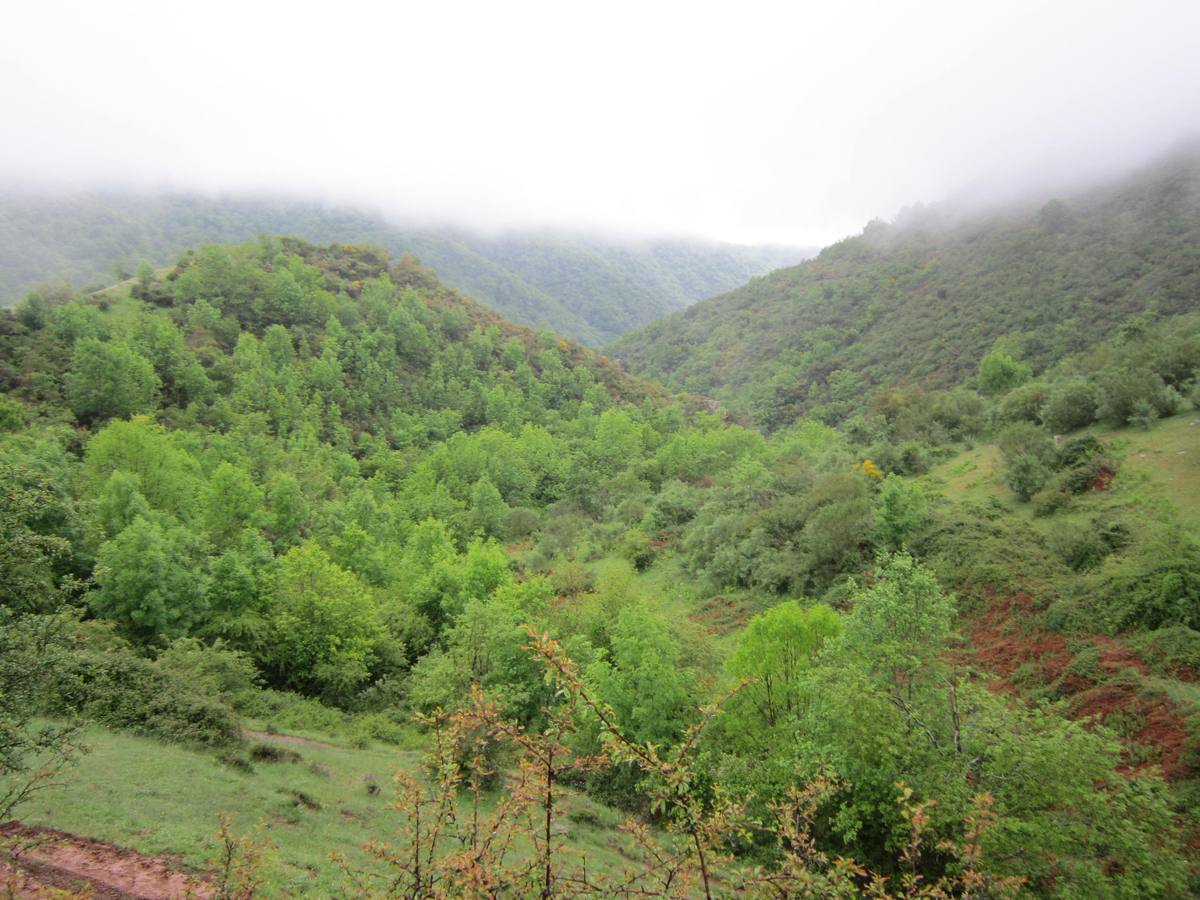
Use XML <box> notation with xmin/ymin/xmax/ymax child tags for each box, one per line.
<box><xmin>3</xmin><ymin>1</ymin><xmax>1199</xmax><ymax>245</ymax></box>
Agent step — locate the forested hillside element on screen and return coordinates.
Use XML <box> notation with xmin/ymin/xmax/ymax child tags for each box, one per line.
<box><xmin>609</xmin><ymin>144</ymin><xmax>1200</xmax><ymax>429</ymax></box>
<box><xmin>0</xmin><ymin>192</ymin><xmax>808</xmax><ymax>344</ymax></box>
<box><xmin>2</xmin><ymin>235</ymin><xmax>1199</xmax><ymax>895</ymax></box>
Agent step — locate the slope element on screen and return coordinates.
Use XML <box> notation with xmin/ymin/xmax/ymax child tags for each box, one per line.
<box><xmin>0</xmin><ymin>191</ymin><xmax>810</xmax><ymax>344</ymax></box>
<box><xmin>608</xmin><ymin>143</ymin><xmax>1200</xmax><ymax>429</ymax></box>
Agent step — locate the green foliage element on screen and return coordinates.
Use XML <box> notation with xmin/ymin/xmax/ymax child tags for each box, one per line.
<box><xmin>978</xmin><ymin>348</ymin><xmax>1032</xmax><ymax>395</ymax></box>
<box><xmin>1005</xmin><ymin>453</ymin><xmax>1052</xmax><ymax>501</ymax></box>
<box><xmin>0</xmin><ymin>610</ymin><xmax>85</xmax><ymax>819</ymax></box>
<box><xmin>874</xmin><ymin>474</ymin><xmax>927</xmax><ymax>550</ymax></box>
<box><xmin>65</xmin><ymin>338</ymin><xmax>161</xmax><ymax>423</ymax></box>
<box><xmin>262</xmin><ymin>542</ymin><xmax>387</xmax><ymax>703</ymax></box>
<box><xmin>90</xmin><ymin>517</ymin><xmax>209</xmax><ymax>642</ymax></box>
<box><xmin>1041</xmin><ymin>378</ymin><xmax>1100</xmax><ymax>433</ymax></box>
<box><xmin>611</xmin><ymin>148</ymin><xmax>1200</xmax><ymax>428</ymax></box>
<box><xmin>725</xmin><ymin>601</ymin><xmax>840</xmax><ymax>735</ymax></box>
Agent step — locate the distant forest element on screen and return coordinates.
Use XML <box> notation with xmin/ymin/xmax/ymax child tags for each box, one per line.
<box><xmin>609</xmin><ymin>144</ymin><xmax>1200</xmax><ymax>429</ymax></box>
<box><xmin>0</xmin><ymin>192</ymin><xmax>809</xmax><ymax>344</ymax></box>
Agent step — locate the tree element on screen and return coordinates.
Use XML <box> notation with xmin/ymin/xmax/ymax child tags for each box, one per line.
<box><xmin>874</xmin><ymin>474</ymin><xmax>927</xmax><ymax>550</ymax></box>
<box><xmin>65</xmin><ymin>338</ymin><xmax>161</xmax><ymax>424</ymax></box>
<box><xmin>201</xmin><ymin>463</ymin><xmax>265</xmax><ymax>549</ymax></box>
<box><xmin>0</xmin><ymin>464</ymin><xmax>75</xmax><ymax>613</ymax></box>
<box><xmin>1005</xmin><ymin>453</ymin><xmax>1051</xmax><ymax>501</ymax></box>
<box><xmin>1041</xmin><ymin>379</ymin><xmax>1100</xmax><ymax>434</ymax></box>
<box><xmin>262</xmin><ymin>542</ymin><xmax>385</xmax><ymax>703</ymax></box>
<box><xmin>726</xmin><ymin>601</ymin><xmax>840</xmax><ymax>732</ymax></box>
<box><xmin>0</xmin><ymin>610</ymin><xmax>84</xmax><ymax>821</ymax></box>
<box><xmin>83</xmin><ymin>416</ymin><xmax>201</xmax><ymax>518</ymax></box>
<box><xmin>467</xmin><ymin>475</ymin><xmax>508</xmax><ymax>540</ymax></box>
<box><xmin>977</xmin><ymin>349</ymin><xmax>1031</xmax><ymax>395</ymax></box>
<box><xmin>90</xmin><ymin>517</ymin><xmax>209</xmax><ymax>642</ymax></box>
<box><xmin>584</xmin><ymin>605</ymin><xmax>696</xmax><ymax>748</ymax></box>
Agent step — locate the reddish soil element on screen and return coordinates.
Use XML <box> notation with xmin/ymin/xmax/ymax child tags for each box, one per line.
<box><xmin>1091</xmin><ymin>466</ymin><xmax>1116</xmax><ymax>492</ymax></box>
<box><xmin>960</xmin><ymin>593</ymin><xmax>1071</xmax><ymax>688</ymax></box>
<box><xmin>961</xmin><ymin>593</ymin><xmax>1194</xmax><ymax>782</ymax></box>
<box><xmin>0</xmin><ymin>823</ymin><xmax>210</xmax><ymax>899</ymax></box>
<box><xmin>689</xmin><ymin>595</ymin><xmax>754</xmax><ymax>634</ymax></box>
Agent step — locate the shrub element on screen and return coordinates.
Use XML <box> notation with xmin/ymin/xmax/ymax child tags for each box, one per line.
<box><xmin>505</xmin><ymin>507</ymin><xmax>540</xmax><ymax>538</ymax></box>
<box><xmin>1005</xmin><ymin>453</ymin><xmax>1051</xmax><ymax>501</ymax></box>
<box><xmin>49</xmin><ymin>649</ymin><xmax>242</xmax><ymax>746</ymax></box>
<box><xmin>619</xmin><ymin>528</ymin><xmax>656</xmax><ymax>571</ymax></box>
<box><xmin>996</xmin><ymin>381</ymin><xmax>1049</xmax><ymax>423</ymax></box>
<box><xmin>1031</xmin><ymin>488</ymin><xmax>1070</xmax><ymax>517</ymax></box>
<box><xmin>551</xmin><ymin>560</ymin><xmax>595</xmax><ymax>596</ymax></box>
<box><xmin>1048</xmin><ymin>525</ymin><xmax>1108</xmax><ymax>571</ymax></box>
<box><xmin>1041</xmin><ymin>379</ymin><xmax>1100</xmax><ymax>434</ymax></box>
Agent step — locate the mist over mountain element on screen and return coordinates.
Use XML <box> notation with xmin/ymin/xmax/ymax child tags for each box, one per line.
<box><xmin>608</xmin><ymin>143</ymin><xmax>1200</xmax><ymax>428</ymax></box>
<box><xmin>0</xmin><ymin>191</ymin><xmax>811</xmax><ymax>344</ymax></box>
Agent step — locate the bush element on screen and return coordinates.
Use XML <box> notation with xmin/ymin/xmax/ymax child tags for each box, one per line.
<box><xmin>1048</xmin><ymin>525</ymin><xmax>1108</xmax><ymax>571</ymax></box>
<box><xmin>1041</xmin><ymin>379</ymin><xmax>1100</xmax><ymax>434</ymax></box>
<box><xmin>551</xmin><ymin>560</ymin><xmax>595</xmax><ymax>596</ymax></box>
<box><xmin>619</xmin><ymin>528</ymin><xmax>657</xmax><ymax>571</ymax></box>
<box><xmin>1097</xmin><ymin>367</ymin><xmax>1175</xmax><ymax>426</ymax></box>
<box><xmin>505</xmin><ymin>507</ymin><xmax>540</xmax><ymax>538</ymax></box>
<box><xmin>1031</xmin><ymin>488</ymin><xmax>1070</xmax><ymax>517</ymax></box>
<box><xmin>1005</xmin><ymin>453</ymin><xmax>1051</xmax><ymax>501</ymax></box>
<box><xmin>154</xmin><ymin>638</ymin><xmax>262</xmax><ymax>713</ymax></box>
<box><xmin>50</xmin><ymin>649</ymin><xmax>242</xmax><ymax>746</ymax></box>
<box><xmin>1056</xmin><ymin>435</ymin><xmax>1103</xmax><ymax>469</ymax></box>
<box><xmin>996</xmin><ymin>381</ymin><xmax>1049</xmax><ymax>423</ymax></box>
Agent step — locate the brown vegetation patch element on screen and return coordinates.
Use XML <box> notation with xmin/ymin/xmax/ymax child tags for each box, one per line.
<box><xmin>962</xmin><ymin>595</ymin><xmax>1194</xmax><ymax>782</ymax></box>
<box><xmin>1070</xmin><ymin>684</ymin><xmax>1193</xmax><ymax>781</ymax></box>
<box><xmin>960</xmin><ymin>593</ymin><xmax>1071</xmax><ymax>687</ymax></box>
<box><xmin>1091</xmin><ymin>466</ymin><xmax>1116</xmax><ymax>491</ymax></box>
<box><xmin>688</xmin><ymin>595</ymin><xmax>754</xmax><ymax>634</ymax></box>
<box><xmin>0</xmin><ymin>823</ymin><xmax>210</xmax><ymax>899</ymax></box>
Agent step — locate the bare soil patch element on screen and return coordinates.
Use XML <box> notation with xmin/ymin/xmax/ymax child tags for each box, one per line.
<box><xmin>0</xmin><ymin>822</ymin><xmax>210</xmax><ymax>899</ymax></box>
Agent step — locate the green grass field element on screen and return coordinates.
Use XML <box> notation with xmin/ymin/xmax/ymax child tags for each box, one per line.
<box><xmin>17</xmin><ymin>725</ymin><xmax>640</xmax><ymax>896</ymax></box>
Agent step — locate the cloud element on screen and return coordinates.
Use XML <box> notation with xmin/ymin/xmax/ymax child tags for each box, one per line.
<box><xmin>2</xmin><ymin>0</ymin><xmax>1198</xmax><ymax>244</ymax></box>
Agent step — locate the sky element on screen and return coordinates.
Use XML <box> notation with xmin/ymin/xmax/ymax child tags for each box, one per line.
<box><xmin>2</xmin><ymin>0</ymin><xmax>1199</xmax><ymax>246</ymax></box>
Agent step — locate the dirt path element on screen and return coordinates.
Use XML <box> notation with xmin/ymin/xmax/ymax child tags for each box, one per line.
<box><xmin>244</xmin><ymin>729</ymin><xmax>339</xmax><ymax>749</ymax></box>
<box><xmin>0</xmin><ymin>823</ymin><xmax>210</xmax><ymax>899</ymax></box>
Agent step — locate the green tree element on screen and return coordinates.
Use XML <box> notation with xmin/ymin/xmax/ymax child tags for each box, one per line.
<box><xmin>467</xmin><ymin>475</ymin><xmax>508</xmax><ymax>540</ymax></box>
<box><xmin>1041</xmin><ymin>378</ymin><xmax>1100</xmax><ymax>434</ymax></box>
<box><xmin>90</xmin><ymin>517</ymin><xmax>209</xmax><ymax>642</ymax></box>
<box><xmin>201</xmin><ymin>463</ymin><xmax>265</xmax><ymax>549</ymax></box>
<box><xmin>874</xmin><ymin>474</ymin><xmax>927</xmax><ymax>550</ymax></box>
<box><xmin>65</xmin><ymin>338</ymin><xmax>161</xmax><ymax>424</ymax></box>
<box><xmin>977</xmin><ymin>348</ymin><xmax>1031</xmax><ymax>395</ymax></box>
<box><xmin>726</xmin><ymin>601</ymin><xmax>840</xmax><ymax>732</ymax></box>
<box><xmin>262</xmin><ymin>542</ymin><xmax>385</xmax><ymax>703</ymax></box>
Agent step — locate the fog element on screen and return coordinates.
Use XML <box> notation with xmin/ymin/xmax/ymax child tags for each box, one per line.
<box><xmin>2</xmin><ymin>0</ymin><xmax>1198</xmax><ymax>246</ymax></box>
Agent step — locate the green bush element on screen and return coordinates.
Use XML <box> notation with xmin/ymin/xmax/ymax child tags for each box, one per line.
<box><xmin>1031</xmin><ymin>488</ymin><xmax>1070</xmax><ymax>517</ymax></box>
<box><xmin>50</xmin><ymin>649</ymin><xmax>241</xmax><ymax>746</ymax></box>
<box><xmin>1005</xmin><ymin>453</ymin><xmax>1051</xmax><ymax>501</ymax></box>
<box><xmin>1041</xmin><ymin>379</ymin><xmax>1100</xmax><ymax>434</ymax></box>
<box><xmin>1048</xmin><ymin>525</ymin><xmax>1107</xmax><ymax>571</ymax></box>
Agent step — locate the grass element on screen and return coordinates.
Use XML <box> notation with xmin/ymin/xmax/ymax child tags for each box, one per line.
<box><xmin>16</xmin><ymin>724</ymin><xmax>642</xmax><ymax>897</ymax></box>
<box><xmin>927</xmin><ymin>412</ymin><xmax>1200</xmax><ymax>529</ymax></box>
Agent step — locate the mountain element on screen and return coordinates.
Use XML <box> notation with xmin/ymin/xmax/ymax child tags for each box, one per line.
<box><xmin>0</xmin><ymin>191</ymin><xmax>811</xmax><ymax>344</ymax></box>
<box><xmin>607</xmin><ymin>144</ymin><xmax>1200</xmax><ymax>428</ymax></box>
<box><xmin>3</xmin><ymin>230</ymin><xmax>1197</xmax><ymax>894</ymax></box>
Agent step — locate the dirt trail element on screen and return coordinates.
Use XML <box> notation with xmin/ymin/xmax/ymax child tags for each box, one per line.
<box><xmin>0</xmin><ymin>823</ymin><xmax>210</xmax><ymax>899</ymax></box>
<box><xmin>244</xmin><ymin>729</ymin><xmax>338</xmax><ymax>749</ymax></box>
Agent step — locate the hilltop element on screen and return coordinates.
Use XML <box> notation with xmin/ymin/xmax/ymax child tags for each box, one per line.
<box><xmin>0</xmin><ymin>192</ymin><xmax>810</xmax><ymax>344</ymax></box>
<box><xmin>608</xmin><ymin>144</ymin><xmax>1200</xmax><ymax>428</ymax></box>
